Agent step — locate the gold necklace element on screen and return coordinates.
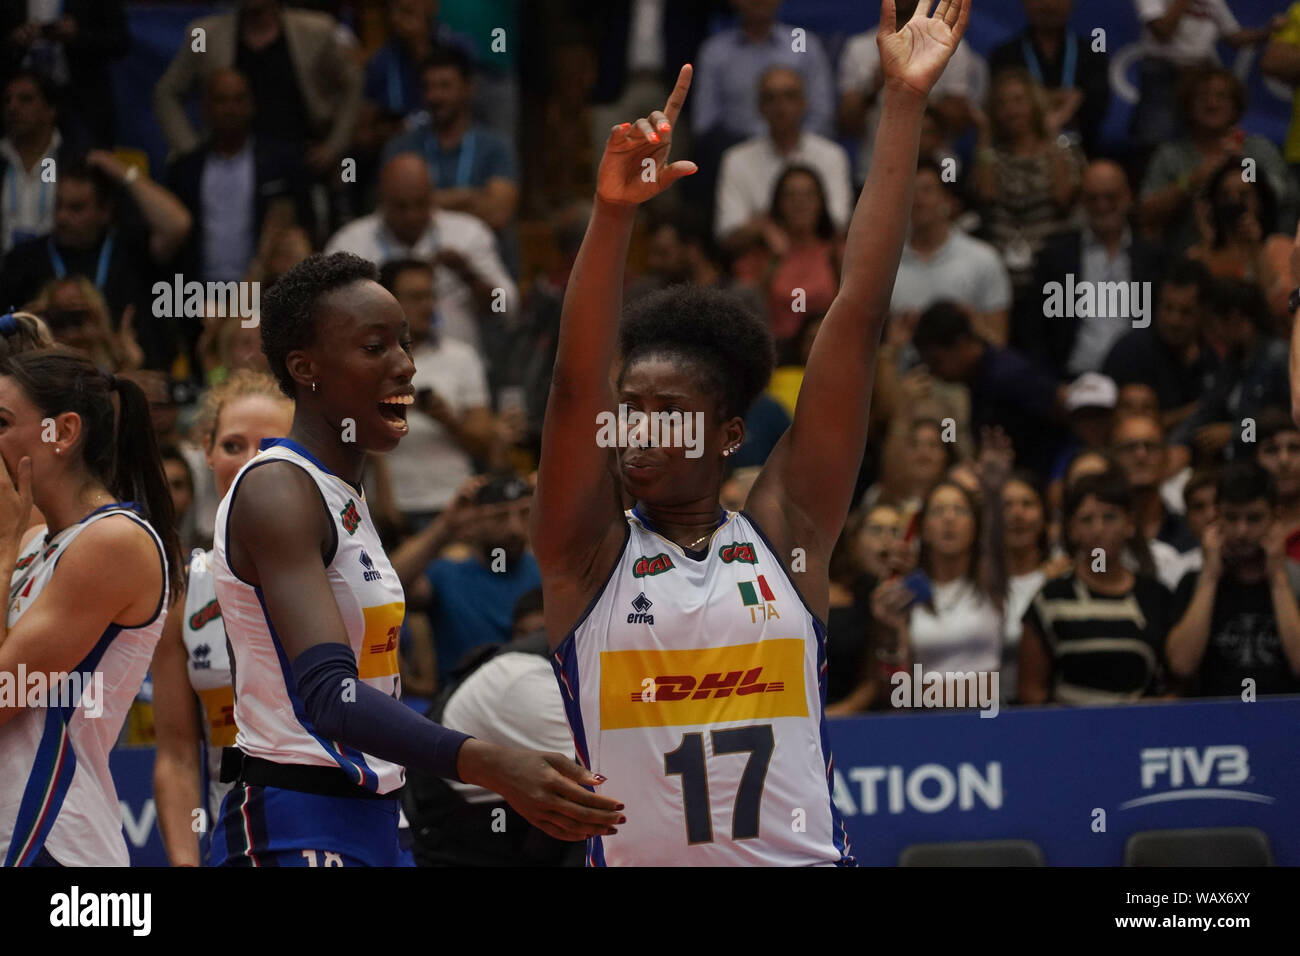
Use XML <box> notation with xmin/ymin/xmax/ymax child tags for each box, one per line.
<box><xmin>685</xmin><ymin>529</ymin><xmax>713</xmax><ymax>551</ymax></box>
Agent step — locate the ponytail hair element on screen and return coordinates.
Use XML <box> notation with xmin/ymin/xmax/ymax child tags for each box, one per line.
<box><xmin>0</xmin><ymin>310</ymin><xmax>56</xmax><ymax>358</ymax></box>
<box><xmin>0</xmin><ymin>351</ymin><xmax>182</xmax><ymax>600</ymax></box>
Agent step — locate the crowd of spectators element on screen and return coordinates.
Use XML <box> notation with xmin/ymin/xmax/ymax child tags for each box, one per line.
<box><xmin>3</xmin><ymin>0</ymin><xmax>1300</xmax><ymax>720</ymax></box>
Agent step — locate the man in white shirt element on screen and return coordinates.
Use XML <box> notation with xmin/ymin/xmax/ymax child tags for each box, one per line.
<box><xmin>324</xmin><ymin>152</ymin><xmax>516</xmax><ymax>355</ymax></box>
<box><xmin>837</xmin><ymin>0</ymin><xmax>987</xmax><ymax>187</ymax></box>
<box><xmin>377</xmin><ymin>257</ymin><xmax>495</xmax><ymax>526</ymax></box>
<box><xmin>891</xmin><ymin>159</ymin><xmax>1012</xmax><ymax>345</ymax></box>
<box><xmin>0</xmin><ymin>70</ymin><xmax>64</xmax><ymax>253</ymax></box>
<box><xmin>714</xmin><ymin>66</ymin><xmax>852</xmax><ymax>252</ymax></box>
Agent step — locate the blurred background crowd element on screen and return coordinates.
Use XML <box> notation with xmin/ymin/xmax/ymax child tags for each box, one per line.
<box><xmin>3</xmin><ymin>0</ymin><xmax>1300</xmax><ymax>733</ymax></box>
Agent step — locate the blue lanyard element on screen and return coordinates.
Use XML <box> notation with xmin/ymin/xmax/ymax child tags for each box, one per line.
<box><xmin>426</xmin><ymin>130</ymin><xmax>475</xmax><ymax>189</ymax></box>
<box><xmin>1023</xmin><ymin>33</ymin><xmax>1076</xmax><ymax>89</ymax></box>
<box><xmin>386</xmin><ymin>50</ymin><xmax>404</xmax><ymax>112</ymax></box>
<box><xmin>48</xmin><ymin>231</ymin><xmax>113</xmax><ymax>289</ymax></box>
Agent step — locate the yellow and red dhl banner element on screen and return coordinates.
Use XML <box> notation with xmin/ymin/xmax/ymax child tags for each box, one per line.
<box><xmin>197</xmin><ymin>685</ymin><xmax>237</xmax><ymax>748</ymax></box>
<box><xmin>600</xmin><ymin>639</ymin><xmax>808</xmax><ymax>730</ymax></box>
<box><xmin>358</xmin><ymin>602</ymin><xmax>404</xmax><ymax>680</ymax></box>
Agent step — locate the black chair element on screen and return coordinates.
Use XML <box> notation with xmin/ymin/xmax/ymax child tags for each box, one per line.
<box><xmin>898</xmin><ymin>839</ymin><xmax>1045</xmax><ymax>866</ymax></box>
<box><xmin>1124</xmin><ymin>828</ymin><xmax>1273</xmax><ymax>866</ymax></box>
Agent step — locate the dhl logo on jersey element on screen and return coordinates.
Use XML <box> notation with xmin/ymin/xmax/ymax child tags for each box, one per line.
<box><xmin>197</xmin><ymin>685</ymin><xmax>238</xmax><ymax>747</ymax></box>
<box><xmin>600</xmin><ymin>639</ymin><xmax>806</xmax><ymax>729</ymax></box>
<box><xmin>358</xmin><ymin>602</ymin><xmax>404</xmax><ymax>679</ymax></box>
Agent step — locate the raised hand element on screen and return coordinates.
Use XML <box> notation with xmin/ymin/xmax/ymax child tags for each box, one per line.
<box><xmin>596</xmin><ymin>64</ymin><xmax>697</xmax><ymax>207</ymax></box>
<box><xmin>878</xmin><ymin>0</ymin><xmax>971</xmax><ymax>102</ymax></box>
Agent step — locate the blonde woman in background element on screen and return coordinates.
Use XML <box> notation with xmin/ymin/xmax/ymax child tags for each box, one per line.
<box><xmin>151</xmin><ymin>370</ymin><xmax>294</xmax><ymax>865</ymax></box>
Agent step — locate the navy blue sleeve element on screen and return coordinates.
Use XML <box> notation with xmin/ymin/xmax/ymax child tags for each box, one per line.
<box><xmin>291</xmin><ymin>642</ymin><xmax>471</xmax><ymax>781</ymax></box>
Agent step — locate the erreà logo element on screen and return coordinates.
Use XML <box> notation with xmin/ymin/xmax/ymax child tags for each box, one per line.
<box><xmin>188</xmin><ymin>599</ymin><xmax>221</xmax><ymax>631</ymax></box>
<box><xmin>719</xmin><ymin>541</ymin><xmax>757</xmax><ymax>564</ymax></box>
<box><xmin>633</xmin><ymin>552</ymin><xmax>674</xmax><ymax>577</ymax></box>
<box><xmin>628</xmin><ymin>592</ymin><xmax>654</xmax><ymax>625</ymax></box>
<box><xmin>360</xmin><ymin>549</ymin><xmax>383</xmax><ymax>582</ymax></box>
<box><xmin>340</xmin><ymin>499</ymin><xmax>361</xmax><ymax>535</ymax></box>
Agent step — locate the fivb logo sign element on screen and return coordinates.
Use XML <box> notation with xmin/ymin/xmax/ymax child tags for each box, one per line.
<box><xmin>1119</xmin><ymin>745</ymin><xmax>1273</xmax><ymax>809</ymax></box>
<box><xmin>152</xmin><ymin>275</ymin><xmax>259</xmax><ymax>327</ymax></box>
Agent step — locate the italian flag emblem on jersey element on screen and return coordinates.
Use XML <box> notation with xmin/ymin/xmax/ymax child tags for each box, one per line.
<box><xmin>737</xmin><ymin>575</ymin><xmax>775</xmax><ymax>606</ymax></box>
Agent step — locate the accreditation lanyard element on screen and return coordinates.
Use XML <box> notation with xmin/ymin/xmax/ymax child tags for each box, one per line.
<box><xmin>48</xmin><ymin>231</ymin><xmax>114</xmax><ymax>290</ymax></box>
<box><xmin>1023</xmin><ymin>32</ymin><xmax>1077</xmax><ymax>89</ymax></box>
<box><xmin>426</xmin><ymin>130</ymin><xmax>476</xmax><ymax>189</ymax></box>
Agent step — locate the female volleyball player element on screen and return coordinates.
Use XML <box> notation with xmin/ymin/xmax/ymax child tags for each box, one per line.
<box><xmin>209</xmin><ymin>252</ymin><xmax>623</xmax><ymax>867</ymax></box>
<box><xmin>152</xmin><ymin>370</ymin><xmax>294</xmax><ymax>865</ymax></box>
<box><xmin>532</xmin><ymin>0</ymin><xmax>971</xmax><ymax>865</ymax></box>
<box><xmin>0</xmin><ymin>350</ymin><xmax>179</xmax><ymax>866</ymax></box>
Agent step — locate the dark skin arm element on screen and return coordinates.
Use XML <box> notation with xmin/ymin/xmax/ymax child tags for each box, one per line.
<box><xmin>228</xmin><ymin>461</ymin><xmax>622</xmax><ymax>840</ymax></box>
<box><xmin>531</xmin><ymin>67</ymin><xmax>698</xmax><ymax>644</ymax></box>
<box><xmin>747</xmin><ymin>0</ymin><xmax>972</xmax><ymax>620</ymax></box>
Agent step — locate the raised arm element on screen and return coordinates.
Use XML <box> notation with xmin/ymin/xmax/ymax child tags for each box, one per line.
<box><xmin>531</xmin><ymin>67</ymin><xmax>697</xmax><ymax>597</ymax></box>
<box><xmin>747</xmin><ymin>0</ymin><xmax>971</xmax><ymax>562</ymax></box>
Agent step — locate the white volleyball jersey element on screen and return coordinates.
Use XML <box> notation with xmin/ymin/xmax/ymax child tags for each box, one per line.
<box><xmin>553</xmin><ymin>509</ymin><xmax>852</xmax><ymax>866</ymax></box>
<box><xmin>212</xmin><ymin>439</ymin><xmax>405</xmax><ymax>794</ymax></box>
<box><xmin>1</xmin><ymin>504</ymin><xmax>169</xmax><ymax>867</ymax></box>
<box><xmin>183</xmin><ymin>548</ymin><xmax>235</xmax><ymax>823</ymax></box>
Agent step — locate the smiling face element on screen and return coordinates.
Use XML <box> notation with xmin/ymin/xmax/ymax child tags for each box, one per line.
<box><xmin>291</xmin><ymin>280</ymin><xmax>416</xmax><ymax>454</ymax></box>
<box><xmin>207</xmin><ymin>393</ymin><xmax>295</xmax><ymax>498</ymax></box>
<box><xmin>616</xmin><ymin>354</ymin><xmax>737</xmax><ymax>506</ymax></box>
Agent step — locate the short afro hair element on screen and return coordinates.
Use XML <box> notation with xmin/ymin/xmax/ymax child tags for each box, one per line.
<box><xmin>261</xmin><ymin>252</ymin><xmax>379</xmax><ymax>397</ymax></box>
<box><xmin>618</xmin><ymin>285</ymin><xmax>774</xmax><ymax>421</ymax></box>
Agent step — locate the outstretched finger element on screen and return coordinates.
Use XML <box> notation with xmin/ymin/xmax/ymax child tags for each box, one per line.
<box><xmin>911</xmin><ymin>0</ymin><xmax>935</xmax><ymax>22</ymax></box>
<box><xmin>662</xmin><ymin>63</ymin><xmax>693</xmax><ymax>127</ymax></box>
<box><xmin>934</xmin><ymin>0</ymin><xmax>952</xmax><ymax>21</ymax></box>
<box><xmin>951</xmin><ymin>0</ymin><xmax>970</xmax><ymax>38</ymax></box>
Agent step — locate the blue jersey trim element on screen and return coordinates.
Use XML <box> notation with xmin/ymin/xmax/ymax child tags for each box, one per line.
<box><xmin>812</xmin><ymin>615</ymin><xmax>855</xmax><ymax>866</ymax></box>
<box><xmin>548</xmin><ymin>521</ymin><xmax>631</xmax><ymax>868</ymax></box>
<box><xmin>261</xmin><ymin>438</ymin><xmax>365</xmax><ymax>498</ymax></box>
<box><xmin>5</xmin><ymin>624</ymin><xmax>120</xmax><ymax>866</ymax></box>
<box><xmin>252</xmin><ymin>587</ymin><xmax>379</xmax><ymax>792</ymax></box>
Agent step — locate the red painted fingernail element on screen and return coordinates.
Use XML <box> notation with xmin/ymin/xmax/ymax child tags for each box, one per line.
<box><xmin>593</xmin><ymin>774</ymin><xmax>607</xmax><ymax>783</ymax></box>
<box><xmin>615</xmin><ymin>803</ymin><xmax>625</xmax><ymax>810</ymax></box>
<box><xmin>618</xmin><ymin>123</ymin><xmax>630</xmax><ymax>131</ymax></box>
<box><xmin>649</xmin><ymin>132</ymin><xmax>660</xmax><ymax>143</ymax></box>
<box><xmin>618</xmin><ymin>815</ymin><xmax>627</xmax><ymax>824</ymax></box>
<box><xmin>658</xmin><ymin>121</ymin><xmax>671</xmax><ymax>132</ymax></box>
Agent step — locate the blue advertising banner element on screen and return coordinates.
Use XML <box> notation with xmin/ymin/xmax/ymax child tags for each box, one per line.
<box><xmin>111</xmin><ymin>695</ymin><xmax>1298</xmax><ymax>867</ymax></box>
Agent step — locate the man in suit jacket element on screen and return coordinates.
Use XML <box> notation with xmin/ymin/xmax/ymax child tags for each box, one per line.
<box><xmin>153</xmin><ymin>0</ymin><xmax>361</xmax><ymax>176</ymax></box>
<box><xmin>0</xmin><ymin>0</ymin><xmax>128</xmax><ymax>149</ymax></box>
<box><xmin>165</xmin><ymin>69</ymin><xmax>309</xmax><ymax>285</ymax></box>
<box><xmin>1017</xmin><ymin>159</ymin><xmax>1166</xmax><ymax>380</ymax></box>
